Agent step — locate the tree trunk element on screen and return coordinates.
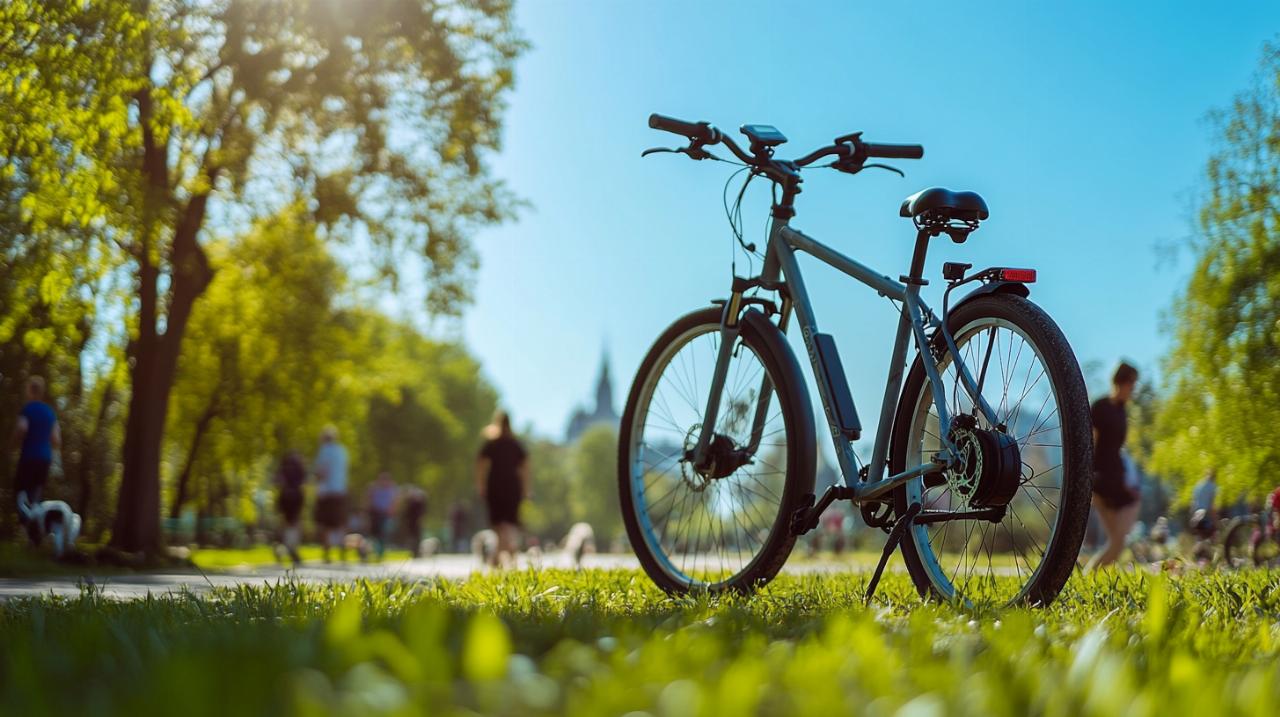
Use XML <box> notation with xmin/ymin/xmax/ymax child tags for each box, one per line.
<box><xmin>169</xmin><ymin>396</ymin><xmax>218</xmax><ymax>519</ymax></box>
<box><xmin>110</xmin><ymin>65</ymin><xmax>220</xmax><ymax>554</ymax></box>
<box><xmin>77</xmin><ymin>382</ymin><xmax>114</xmax><ymax>532</ymax></box>
<box><xmin>111</xmin><ymin>195</ymin><xmax>215</xmax><ymax>553</ymax></box>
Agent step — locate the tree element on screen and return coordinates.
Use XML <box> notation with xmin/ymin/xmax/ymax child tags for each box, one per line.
<box><xmin>164</xmin><ymin>205</ymin><xmax>345</xmax><ymax>519</ymax></box>
<box><xmin>350</xmin><ymin>314</ymin><xmax>498</xmax><ymax>499</ymax></box>
<box><xmin>165</xmin><ymin>206</ymin><xmax>498</xmax><ymax>531</ymax></box>
<box><xmin>568</xmin><ymin>425</ymin><xmax>622</xmax><ymax>543</ymax></box>
<box><xmin>521</xmin><ymin>438</ymin><xmax>572</xmax><ymax>541</ymax></box>
<box><xmin>1</xmin><ymin>0</ymin><xmax>143</xmax><ymax>539</ymax></box>
<box><xmin>3</xmin><ymin>1</ymin><xmax>524</xmax><ymax>552</ymax></box>
<box><xmin>1148</xmin><ymin>42</ymin><xmax>1280</xmax><ymax>503</ymax></box>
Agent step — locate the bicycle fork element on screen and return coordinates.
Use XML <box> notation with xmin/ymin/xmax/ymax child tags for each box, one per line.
<box><xmin>688</xmin><ymin>302</ymin><xmax>744</xmax><ymax>469</ymax></box>
<box><xmin>688</xmin><ymin>275</ymin><xmax>780</xmax><ymax>471</ymax></box>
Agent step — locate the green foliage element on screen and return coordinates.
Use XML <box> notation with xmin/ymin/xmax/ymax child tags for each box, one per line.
<box><xmin>520</xmin><ymin>438</ymin><xmax>574</xmax><ymax>540</ymax></box>
<box><xmin>3</xmin><ymin>570</ymin><xmax>1280</xmax><ymax>715</ymax></box>
<box><xmin>1149</xmin><ymin>43</ymin><xmax>1280</xmax><ymax>503</ymax></box>
<box><xmin>520</xmin><ymin>426</ymin><xmax>623</xmax><ymax>545</ymax></box>
<box><xmin>568</xmin><ymin>425</ymin><xmax>622</xmax><ymax>543</ymax></box>
<box><xmin>165</xmin><ymin>205</ymin><xmax>497</xmax><ymax>524</ymax></box>
<box><xmin>1</xmin><ymin>0</ymin><xmax>525</xmax><ymax>551</ymax></box>
<box><xmin>0</xmin><ymin>1</ymin><xmax>138</xmax><ymax>538</ymax></box>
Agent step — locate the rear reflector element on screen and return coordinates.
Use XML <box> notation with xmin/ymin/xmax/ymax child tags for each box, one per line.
<box><xmin>998</xmin><ymin>268</ymin><xmax>1037</xmax><ymax>283</ymax></box>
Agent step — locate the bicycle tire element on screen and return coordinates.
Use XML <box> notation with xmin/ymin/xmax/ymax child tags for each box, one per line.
<box><xmin>618</xmin><ymin>307</ymin><xmax>815</xmax><ymax>594</ymax></box>
<box><xmin>1253</xmin><ymin>530</ymin><xmax>1280</xmax><ymax>568</ymax></box>
<box><xmin>890</xmin><ymin>293</ymin><xmax>1093</xmax><ymax>606</ymax></box>
<box><xmin>1221</xmin><ymin>517</ymin><xmax>1255</xmax><ymax>569</ymax></box>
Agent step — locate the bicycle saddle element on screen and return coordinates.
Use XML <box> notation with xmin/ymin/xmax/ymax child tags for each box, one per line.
<box><xmin>899</xmin><ymin>187</ymin><xmax>989</xmax><ymax>221</ymax></box>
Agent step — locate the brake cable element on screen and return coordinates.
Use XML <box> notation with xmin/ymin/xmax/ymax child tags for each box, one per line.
<box><xmin>723</xmin><ymin>167</ymin><xmax>760</xmax><ymax>278</ymax></box>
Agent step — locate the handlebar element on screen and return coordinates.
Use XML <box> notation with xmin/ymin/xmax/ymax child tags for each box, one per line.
<box><xmin>647</xmin><ymin>112</ymin><xmax>923</xmax><ymax>176</ymax></box>
<box><xmin>649</xmin><ymin>114</ymin><xmax>719</xmax><ymax>144</ymax></box>
<box><xmin>862</xmin><ymin>142</ymin><xmax>924</xmax><ymax>160</ymax></box>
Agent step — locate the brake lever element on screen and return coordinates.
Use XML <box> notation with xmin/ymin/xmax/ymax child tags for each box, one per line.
<box><xmin>829</xmin><ymin>160</ymin><xmax>905</xmax><ymax>177</ymax></box>
<box><xmin>863</xmin><ymin>163</ymin><xmax>905</xmax><ymax>177</ymax></box>
<box><xmin>641</xmin><ymin>145</ymin><xmax>720</xmax><ymax>161</ymax></box>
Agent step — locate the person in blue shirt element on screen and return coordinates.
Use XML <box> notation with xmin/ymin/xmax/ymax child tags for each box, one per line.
<box><xmin>312</xmin><ymin>425</ymin><xmax>349</xmax><ymax>562</ymax></box>
<box><xmin>10</xmin><ymin>376</ymin><xmax>61</xmax><ymax>543</ymax></box>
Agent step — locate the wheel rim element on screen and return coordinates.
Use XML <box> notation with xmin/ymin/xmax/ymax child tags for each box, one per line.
<box><xmin>627</xmin><ymin>323</ymin><xmax>789</xmax><ymax>589</ymax></box>
<box><xmin>905</xmin><ymin>317</ymin><xmax>1070</xmax><ymax>604</ymax></box>
<box><xmin>1223</xmin><ymin>522</ymin><xmax>1253</xmax><ymax>569</ymax></box>
<box><xmin>1255</xmin><ymin>536</ymin><xmax>1280</xmax><ymax>567</ymax></box>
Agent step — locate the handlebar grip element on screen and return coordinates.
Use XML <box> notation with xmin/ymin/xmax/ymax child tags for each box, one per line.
<box><xmin>863</xmin><ymin>143</ymin><xmax>924</xmax><ymax>160</ymax></box>
<box><xmin>649</xmin><ymin>113</ymin><xmax>716</xmax><ymax>143</ymax></box>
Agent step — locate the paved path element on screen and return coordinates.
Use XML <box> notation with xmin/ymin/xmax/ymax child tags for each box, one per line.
<box><xmin>0</xmin><ymin>553</ymin><xmax>636</xmax><ymax>599</ymax></box>
<box><xmin>0</xmin><ymin>553</ymin><xmax>886</xmax><ymax>599</ymax></box>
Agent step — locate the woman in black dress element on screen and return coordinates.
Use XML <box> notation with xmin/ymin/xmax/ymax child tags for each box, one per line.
<box><xmin>474</xmin><ymin>411</ymin><xmax>528</xmax><ymax>567</ymax></box>
<box><xmin>1087</xmin><ymin>362</ymin><xmax>1140</xmax><ymax>570</ymax></box>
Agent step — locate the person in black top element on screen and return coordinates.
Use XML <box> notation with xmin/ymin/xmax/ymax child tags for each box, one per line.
<box><xmin>1086</xmin><ymin>362</ymin><xmax>1140</xmax><ymax>570</ymax></box>
<box><xmin>475</xmin><ymin>411</ymin><xmax>529</xmax><ymax>567</ymax></box>
<box><xmin>275</xmin><ymin>450</ymin><xmax>306</xmax><ymax>567</ymax></box>
<box><xmin>402</xmin><ymin>487</ymin><xmax>428</xmax><ymax>557</ymax></box>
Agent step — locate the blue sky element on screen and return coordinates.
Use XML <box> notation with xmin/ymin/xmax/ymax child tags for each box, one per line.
<box><xmin>461</xmin><ymin>0</ymin><xmax>1280</xmax><ymax>450</ymax></box>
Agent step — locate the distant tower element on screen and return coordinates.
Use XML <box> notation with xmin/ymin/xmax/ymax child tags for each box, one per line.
<box><xmin>594</xmin><ymin>348</ymin><xmax>614</xmax><ymax>417</ymax></box>
<box><xmin>565</xmin><ymin>344</ymin><xmax>620</xmax><ymax>443</ymax></box>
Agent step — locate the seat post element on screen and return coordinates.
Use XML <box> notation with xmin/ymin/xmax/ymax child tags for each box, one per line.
<box><xmin>907</xmin><ymin>229</ymin><xmax>931</xmax><ymax>282</ymax></box>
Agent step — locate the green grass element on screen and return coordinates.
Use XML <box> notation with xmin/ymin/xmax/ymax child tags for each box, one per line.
<box><xmin>2</xmin><ymin>569</ymin><xmax>1280</xmax><ymax>716</ymax></box>
<box><xmin>0</xmin><ymin>543</ymin><xmax>414</xmax><ymax>576</ymax></box>
<box><xmin>188</xmin><ymin>545</ymin><xmax>414</xmax><ymax>570</ymax></box>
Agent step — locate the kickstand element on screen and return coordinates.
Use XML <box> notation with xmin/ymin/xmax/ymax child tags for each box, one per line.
<box><xmin>864</xmin><ymin>502</ymin><xmax>921</xmax><ymax>603</ymax></box>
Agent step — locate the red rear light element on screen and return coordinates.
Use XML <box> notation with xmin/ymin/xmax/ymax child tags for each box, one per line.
<box><xmin>998</xmin><ymin>268</ymin><xmax>1037</xmax><ymax>283</ymax></box>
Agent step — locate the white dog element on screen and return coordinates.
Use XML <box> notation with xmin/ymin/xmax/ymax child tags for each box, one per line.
<box><xmin>471</xmin><ymin>528</ymin><xmax>498</xmax><ymax>565</ymax></box>
<box><xmin>562</xmin><ymin>522</ymin><xmax>596</xmax><ymax>568</ymax></box>
<box><xmin>17</xmin><ymin>491</ymin><xmax>81</xmax><ymax>558</ymax></box>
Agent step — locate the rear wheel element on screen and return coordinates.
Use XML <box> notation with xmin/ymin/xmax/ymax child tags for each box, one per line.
<box><xmin>618</xmin><ymin>307</ymin><xmax>815</xmax><ymax>594</ymax></box>
<box><xmin>1253</xmin><ymin>528</ymin><xmax>1280</xmax><ymax>567</ymax></box>
<box><xmin>1221</xmin><ymin>517</ymin><xmax>1255</xmax><ymax>569</ymax></box>
<box><xmin>891</xmin><ymin>294</ymin><xmax>1093</xmax><ymax>606</ymax></box>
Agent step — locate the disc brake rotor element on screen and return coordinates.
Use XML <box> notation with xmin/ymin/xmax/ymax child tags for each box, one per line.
<box><xmin>945</xmin><ymin>415</ymin><xmax>1022</xmax><ymax>509</ymax></box>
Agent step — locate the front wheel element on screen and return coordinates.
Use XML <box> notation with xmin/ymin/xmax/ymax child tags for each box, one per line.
<box><xmin>618</xmin><ymin>307</ymin><xmax>815</xmax><ymax>594</ymax></box>
<box><xmin>891</xmin><ymin>294</ymin><xmax>1094</xmax><ymax>606</ymax></box>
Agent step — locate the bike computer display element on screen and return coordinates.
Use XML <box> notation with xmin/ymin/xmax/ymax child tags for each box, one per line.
<box><xmin>740</xmin><ymin>124</ymin><xmax>787</xmax><ymax>147</ymax></box>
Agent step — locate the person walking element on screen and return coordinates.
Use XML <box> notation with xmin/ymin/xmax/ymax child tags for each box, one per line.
<box><xmin>402</xmin><ymin>487</ymin><xmax>428</xmax><ymax>557</ymax></box>
<box><xmin>366</xmin><ymin>472</ymin><xmax>398</xmax><ymax>560</ymax></box>
<box><xmin>474</xmin><ymin>411</ymin><xmax>528</xmax><ymax>568</ymax></box>
<box><xmin>448</xmin><ymin>500</ymin><xmax>470</xmax><ymax>553</ymax></box>
<box><xmin>1087</xmin><ymin>362</ymin><xmax>1141</xmax><ymax>571</ymax></box>
<box><xmin>274</xmin><ymin>450</ymin><xmax>306</xmax><ymax>567</ymax></box>
<box><xmin>1190</xmin><ymin>469</ymin><xmax>1218</xmax><ymax>523</ymax></box>
<box><xmin>10</xmin><ymin>377</ymin><xmax>61</xmax><ymax>545</ymax></box>
<box><xmin>312</xmin><ymin>426</ymin><xmax>349</xmax><ymax>563</ymax></box>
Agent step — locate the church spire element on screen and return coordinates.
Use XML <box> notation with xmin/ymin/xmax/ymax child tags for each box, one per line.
<box><xmin>594</xmin><ymin>345</ymin><xmax>613</xmax><ymax>415</ymax></box>
<box><xmin>565</xmin><ymin>341</ymin><xmax>620</xmax><ymax>443</ymax></box>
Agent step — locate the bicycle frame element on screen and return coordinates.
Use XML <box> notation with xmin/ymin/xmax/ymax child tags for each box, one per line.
<box><xmin>692</xmin><ymin>213</ymin><xmax>1002</xmax><ymax>505</ymax></box>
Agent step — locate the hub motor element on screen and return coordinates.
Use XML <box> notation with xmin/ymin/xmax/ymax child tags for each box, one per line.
<box><xmin>682</xmin><ymin>424</ymin><xmax>754</xmax><ymax>489</ymax></box>
<box><xmin>945</xmin><ymin>414</ymin><xmax>1022</xmax><ymax>508</ymax></box>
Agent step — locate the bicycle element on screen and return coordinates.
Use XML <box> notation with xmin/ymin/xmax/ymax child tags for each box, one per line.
<box><xmin>1222</xmin><ymin>515</ymin><xmax>1254</xmax><ymax>568</ymax></box>
<box><xmin>617</xmin><ymin>114</ymin><xmax>1093</xmax><ymax>606</ymax></box>
<box><xmin>1223</xmin><ymin>511</ymin><xmax>1280</xmax><ymax>568</ymax></box>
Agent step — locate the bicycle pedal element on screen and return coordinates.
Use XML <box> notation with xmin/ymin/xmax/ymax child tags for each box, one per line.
<box><xmin>789</xmin><ymin>493</ymin><xmax>817</xmax><ymax>536</ymax></box>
